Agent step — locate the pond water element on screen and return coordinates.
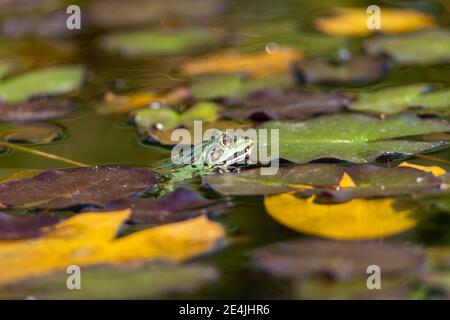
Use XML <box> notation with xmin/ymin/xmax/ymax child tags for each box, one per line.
<box><xmin>0</xmin><ymin>0</ymin><xmax>450</xmax><ymax>299</ymax></box>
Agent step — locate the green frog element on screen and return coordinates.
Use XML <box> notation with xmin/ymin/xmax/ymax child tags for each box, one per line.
<box><xmin>156</xmin><ymin>130</ymin><xmax>254</xmax><ymax>194</ymax></box>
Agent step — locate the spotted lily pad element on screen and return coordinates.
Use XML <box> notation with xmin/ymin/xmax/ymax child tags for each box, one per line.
<box><xmin>3</xmin><ymin>264</ymin><xmax>217</xmax><ymax>299</ymax></box>
<box><xmin>0</xmin><ymin>166</ymin><xmax>159</xmax><ymax>209</ymax></box>
<box><xmin>103</xmin><ymin>188</ymin><xmax>228</xmax><ymax>225</ymax></box>
<box><xmin>255</xmin><ymin>239</ymin><xmax>425</xmax><ymax>281</ymax></box>
<box><xmin>134</xmin><ymin>102</ymin><xmax>219</xmax><ymax>134</ymax></box>
<box><xmin>203</xmin><ymin>163</ymin><xmax>442</xmax><ymax>197</ymax></box>
<box><xmin>296</xmin><ymin>55</ymin><xmax>388</xmax><ymax>85</ymax></box>
<box><xmin>0</xmin><ymin>99</ymin><xmax>75</xmax><ymax>122</ymax></box>
<box><xmin>0</xmin><ymin>66</ymin><xmax>84</xmax><ymax>103</ymax></box>
<box><xmin>365</xmin><ymin>29</ymin><xmax>450</xmax><ymax>65</ymax></box>
<box><xmin>0</xmin><ymin>212</ymin><xmax>61</xmax><ymax>240</ymax></box>
<box><xmin>223</xmin><ymin>89</ymin><xmax>351</xmax><ymax>121</ymax></box>
<box><xmin>258</xmin><ymin>113</ymin><xmax>450</xmax><ymax>164</ymax></box>
<box><xmin>100</xmin><ymin>28</ymin><xmax>220</xmax><ymax>56</ymax></box>
<box><xmin>350</xmin><ymin>84</ymin><xmax>450</xmax><ymax>114</ymax></box>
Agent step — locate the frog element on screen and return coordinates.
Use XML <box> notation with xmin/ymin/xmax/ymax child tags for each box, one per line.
<box><xmin>156</xmin><ymin>130</ymin><xmax>254</xmax><ymax>195</ymax></box>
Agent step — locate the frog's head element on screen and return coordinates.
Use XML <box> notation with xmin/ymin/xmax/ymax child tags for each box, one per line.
<box><xmin>201</xmin><ymin>131</ymin><xmax>254</xmax><ymax>169</ymax></box>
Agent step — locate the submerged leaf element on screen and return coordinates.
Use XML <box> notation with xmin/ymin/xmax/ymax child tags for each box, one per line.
<box><xmin>350</xmin><ymin>84</ymin><xmax>450</xmax><ymax>114</ymax></box>
<box><xmin>0</xmin><ymin>212</ymin><xmax>61</xmax><ymax>240</ymax></box>
<box><xmin>365</xmin><ymin>29</ymin><xmax>450</xmax><ymax>65</ymax></box>
<box><xmin>5</xmin><ymin>264</ymin><xmax>218</xmax><ymax>299</ymax></box>
<box><xmin>0</xmin><ymin>210</ymin><xmax>225</xmax><ymax>285</ymax></box>
<box><xmin>255</xmin><ymin>239</ymin><xmax>424</xmax><ymax>280</ymax></box>
<box><xmin>1</xmin><ymin>123</ymin><xmax>65</xmax><ymax>145</ymax></box>
<box><xmin>101</xmin><ymin>28</ymin><xmax>220</xmax><ymax>56</ymax></box>
<box><xmin>223</xmin><ymin>89</ymin><xmax>351</xmax><ymax>121</ymax></box>
<box><xmin>181</xmin><ymin>47</ymin><xmax>302</xmax><ymax>78</ymax></box>
<box><xmin>0</xmin><ymin>166</ymin><xmax>159</xmax><ymax>209</ymax></box>
<box><xmin>0</xmin><ymin>66</ymin><xmax>84</xmax><ymax>103</ymax></box>
<box><xmin>316</xmin><ymin>7</ymin><xmax>435</xmax><ymax>36</ymax></box>
<box><xmin>103</xmin><ymin>188</ymin><xmax>228</xmax><ymax>225</ymax></box>
<box><xmin>0</xmin><ymin>99</ymin><xmax>75</xmax><ymax>122</ymax></box>
<box><xmin>264</xmin><ymin>194</ymin><xmax>417</xmax><ymax>239</ymax></box>
<box><xmin>258</xmin><ymin>113</ymin><xmax>450</xmax><ymax>164</ymax></box>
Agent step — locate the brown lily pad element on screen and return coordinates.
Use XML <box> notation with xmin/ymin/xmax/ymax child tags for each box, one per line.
<box><xmin>255</xmin><ymin>239</ymin><xmax>425</xmax><ymax>281</ymax></box>
<box><xmin>0</xmin><ymin>212</ymin><xmax>61</xmax><ymax>240</ymax></box>
<box><xmin>223</xmin><ymin>89</ymin><xmax>351</xmax><ymax>121</ymax></box>
<box><xmin>0</xmin><ymin>99</ymin><xmax>75</xmax><ymax>123</ymax></box>
<box><xmin>0</xmin><ymin>166</ymin><xmax>160</xmax><ymax>209</ymax></box>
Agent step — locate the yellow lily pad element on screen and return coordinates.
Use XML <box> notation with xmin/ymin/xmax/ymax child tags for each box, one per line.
<box><xmin>315</xmin><ymin>7</ymin><xmax>436</xmax><ymax>36</ymax></box>
<box><xmin>0</xmin><ymin>210</ymin><xmax>225</xmax><ymax>285</ymax></box>
<box><xmin>264</xmin><ymin>194</ymin><xmax>417</xmax><ymax>240</ymax></box>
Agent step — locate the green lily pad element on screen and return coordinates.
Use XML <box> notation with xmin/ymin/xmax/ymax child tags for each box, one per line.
<box><xmin>365</xmin><ymin>29</ymin><xmax>450</xmax><ymax>65</ymax></box>
<box><xmin>350</xmin><ymin>84</ymin><xmax>450</xmax><ymax>114</ymax></box>
<box><xmin>0</xmin><ymin>66</ymin><xmax>84</xmax><ymax>103</ymax></box>
<box><xmin>2</xmin><ymin>264</ymin><xmax>217</xmax><ymax>299</ymax></box>
<box><xmin>257</xmin><ymin>113</ymin><xmax>450</xmax><ymax>164</ymax></box>
<box><xmin>190</xmin><ymin>73</ymin><xmax>295</xmax><ymax>100</ymax></box>
<box><xmin>134</xmin><ymin>102</ymin><xmax>219</xmax><ymax>133</ymax></box>
<box><xmin>100</xmin><ymin>28</ymin><xmax>220</xmax><ymax>56</ymax></box>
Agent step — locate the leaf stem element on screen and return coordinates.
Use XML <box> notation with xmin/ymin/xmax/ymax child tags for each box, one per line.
<box><xmin>0</xmin><ymin>141</ymin><xmax>90</xmax><ymax>168</ymax></box>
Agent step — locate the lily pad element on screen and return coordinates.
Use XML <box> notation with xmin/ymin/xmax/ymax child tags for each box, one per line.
<box><xmin>255</xmin><ymin>239</ymin><xmax>425</xmax><ymax>280</ymax></box>
<box><xmin>100</xmin><ymin>28</ymin><xmax>220</xmax><ymax>56</ymax></box>
<box><xmin>296</xmin><ymin>55</ymin><xmax>389</xmax><ymax>85</ymax></box>
<box><xmin>88</xmin><ymin>0</ymin><xmax>226</xmax><ymax>28</ymax></box>
<box><xmin>3</xmin><ymin>264</ymin><xmax>218</xmax><ymax>299</ymax></box>
<box><xmin>103</xmin><ymin>188</ymin><xmax>228</xmax><ymax>225</ymax></box>
<box><xmin>350</xmin><ymin>84</ymin><xmax>450</xmax><ymax>114</ymax></box>
<box><xmin>223</xmin><ymin>89</ymin><xmax>351</xmax><ymax>121</ymax></box>
<box><xmin>0</xmin><ymin>166</ymin><xmax>159</xmax><ymax>209</ymax></box>
<box><xmin>0</xmin><ymin>66</ymin><xmax>84</xmax><ymax>103</ymax></box>
<box><xmin>190</xmin><ymin>73</ymin><xmax>295</xmax><ymax>100</ymax></box>
<box><xmin>0</xmin><ymin>212</ymin><xmax>61</xmax><ymax>240</ymax></box>
<box><xmin>258</xmin><ymin>113</ymin><xmax>450</xmax><ymax>164</ymax></box>
<box><xmin>365</xmin><ymin>29</ymin><xmax>450</xmax><ymax>65</ymax></box>
<box><xmin>1</xmin><ymin>123</ymin><xmax>65</xmax><ymax>145</ymax></box>
<box><xmin>0</xmin><ymin>99</ymin><xmax>75</xmax><ymax>122</ymax></box>
<box><xmin>134</xmin><ymin>102</ymin><xmax>219</xmax><ymax>134</ymax></box>
<box><xmin>203</xmin><ymin>163</ymin><xmax>442</xmax><ymax>197</ymax></box>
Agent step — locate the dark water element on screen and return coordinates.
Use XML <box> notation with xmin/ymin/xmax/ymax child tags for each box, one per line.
<box><xmin>0</xmin><ymin>0</ymin><xmax>450</xmax><ymax>299</ymax></box>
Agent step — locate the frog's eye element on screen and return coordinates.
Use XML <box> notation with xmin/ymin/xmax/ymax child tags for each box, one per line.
<box><xmin>220</xmin><ymin>134</ymin><xmax>234</xmax><ymax>148</ymax></box>
<box><xmin>206</xmin><ymin>147</ymin><xmax>224</xmax><ymax>164</ymax></box>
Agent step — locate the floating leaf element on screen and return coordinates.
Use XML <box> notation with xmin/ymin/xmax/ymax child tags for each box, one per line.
<box><xmin>365</xmin><ymin>29</ymin><xmax>450</xmax><ymax>65</ymax></box>
<box><xmin>223</xmin><ymin>89</ymin><xmax>350</xmax><ymax>121</ymax></box>
<box><xmin>190</xmin><ymin>73</ymin><xmax>295</xmax><ymax>100</ymax></box>
<box><xmin>0</xmin><ymin>210</ymin><xmax>225</xmax><ymax>285</ymax></box>
<box><xmin>296</xmin><ymin>55</ymin><xmax>388</xmax><ymax>85</ymax></box>
<box><xmin>88</xmin><ymin>0</ymin><xmax>225</xmax><ymax>28</ymax></box>
<box><xmin>134</xmin><ymin>102</ymin><xmax>219</xmax><ymax>133</ymax></box>
<box><xmin>316</xmin><ymin>7</ymin><xmax>436</xmax><ymax>36</ymax></box>
<box><xmin>203</xmin><ymin>163</ymin><xmax>442</xmax><ymax>197</ymax></box>
<box><xmin>103</xmin><ymin>188</ymin><xmax>228</xmax><ymax>225</ymax></box>
<box><xmin>0</xmin><ymin>66</ymin><xmax>84</xmax><ymax>103</ymax></box>
<box><xmin>145</xmin><ymin>120</ymin><xmax>251</xmax><ymax>145</ymax></box>
<box><xmin>350</xmin><ymin>84</ymin><xmax>450</xmax><ymax>114</ymax></box>
<box><xmin>264</xmin><ymin>194</ymin><xmax>417</xmax><ymax>239</ymax></box>
<box><xmin>181</xmin><ymin>47</ymin><xmax>302</xmax><ymax>78</ymax></box>
<box><xmin>255</xmin><ymin>239</ymin><xmax>424</xmax><ymax>280</ymax></box>
<box><xmin>1</xmin><ymin>123</ymin><xmax>65</xmax><ymax>145</ymax></box>
<box><xmin>0</xmin><ymin>99</ymin><xmax>75</xmax><ymax>122</ymax></box>
<box><xmin>4</xmin><ymin>264</ymin><xmax>217</xmax><ymax>299</ymax></box>
<box><xmin>101</xmin><ymin>28</ymin><xmax>220</xmax><ymax>56</ymax></box>
<box><xmin>258</xmin><ymin>113</ymin><xmax>450</xmax><ymax>164</ymax></box>
<box><xmin>0</xmin><ymin>166</ymin><xmax>159</xmax><ymax>209</ymax></box>
<box><xmin>0</xmin><ymin>168</ymin><xmax>41</xmax><ymax>184</ymax></box>
<box><xmin>0</xmin><ymin>212</ymin><xmax>61</xmax><ymax>240</ymax></box>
